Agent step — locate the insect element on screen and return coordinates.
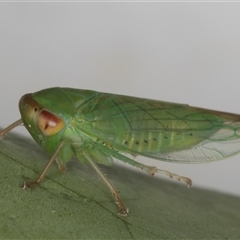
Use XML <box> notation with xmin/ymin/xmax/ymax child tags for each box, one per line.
<box><xmin>1</xmin><ymin>87</ymin><xmax>240</xmax><ymax>215</ymax></box>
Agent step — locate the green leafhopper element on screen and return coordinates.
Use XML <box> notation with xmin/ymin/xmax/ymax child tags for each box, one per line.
<box><xmin>1</xmin><ymin>87</ymin><xmax>240</xmax><ymax>215</ymax></box>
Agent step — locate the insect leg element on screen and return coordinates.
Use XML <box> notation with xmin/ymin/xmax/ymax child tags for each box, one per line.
<box><xmin>0</xmin><ymin>119</ymin><xmax>23</xmax><ymax>138</ymax></box>
<box><xmin>83</xmin><ymin>151</ymin><xmax>129</xmax><ymax>216</ymax></box>
<box><xmin>98</xmin><ymin>145</ymin><xmax>192</xmax><ymax>187</ymax></box>
<box><xmin>156</xmin><ymin>169</ymin><xmax>192</xmax><ymax>187</ymax></box>
<box><xmin>55</xmin><ymin>158</ymin><xmax>67</xmax><ymax>173</ymax></box>
<box><xmin>22</xmin><ymin>141</ymin><xmax>66</xmax><ymax>189</ymax></box>
<box><xmin>119</xmin><ymin>154</ymin><xmax>192</xmax><ymax>187</ymax></box>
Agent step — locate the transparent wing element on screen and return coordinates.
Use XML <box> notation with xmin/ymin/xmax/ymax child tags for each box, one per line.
<box><xmin>76</xmin><ymin>92</ymin><xmax>240</xmax><ymax>164</ymax></box>
<box><xmin>141</xmin><ymin>127</ymin><xmax>240</xmax><ymax>163</ymax></box>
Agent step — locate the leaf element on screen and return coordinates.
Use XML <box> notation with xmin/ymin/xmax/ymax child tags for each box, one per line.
<box><xmin>0</xmin><ymin>132</ymin><xmax>240</xmax><ymax>239</ymax></box>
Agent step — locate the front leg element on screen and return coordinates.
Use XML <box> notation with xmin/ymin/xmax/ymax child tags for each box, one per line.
<box><xmin>21</xmin><ymin>141</ymin><xmax>66</xmax><ymax>190</ymax></box>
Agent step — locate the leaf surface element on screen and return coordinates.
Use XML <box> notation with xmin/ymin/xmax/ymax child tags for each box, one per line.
<box><xmin>0</xmin><ymin>132</ymin><xmax>240</xmax><ymax>239</ymax></box>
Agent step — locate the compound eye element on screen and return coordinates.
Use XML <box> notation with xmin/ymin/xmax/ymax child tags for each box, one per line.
<box><xmin>37</xmin><ymin>110</ymin><xmax>65</xmax><ymax>136</ymax></box>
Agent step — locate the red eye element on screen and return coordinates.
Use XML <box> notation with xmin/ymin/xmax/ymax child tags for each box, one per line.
<box><xmin>37</xmin><ymin>110</ymin><xmax>65</xmax><ymax>136</ymax></box>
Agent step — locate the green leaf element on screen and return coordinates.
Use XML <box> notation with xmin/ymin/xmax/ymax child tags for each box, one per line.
<box><xmin>0</xmin><ymin>132</ymin><xmax>240</xmax><ymax>239</ymax></box>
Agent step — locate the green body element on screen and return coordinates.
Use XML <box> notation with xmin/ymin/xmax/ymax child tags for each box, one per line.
<box><xmin>19</xmin><ymin>87</ymin><xmax>240</xmax><ymax>167</ymax></box>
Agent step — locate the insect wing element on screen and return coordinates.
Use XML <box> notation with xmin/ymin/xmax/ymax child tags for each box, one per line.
<box><xmin>73</xmin><ymin>92</ymin><xmax>240</xmax><ymax>163</ymax></box>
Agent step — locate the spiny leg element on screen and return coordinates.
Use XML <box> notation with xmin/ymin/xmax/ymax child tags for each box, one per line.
<box><xmin>124</xmin><ymin>155</ymin><xmax>192</xmax><ymax>187</ymax></box>
<box><xmin>0</xmin><ymin>119</ymin><xmax>23</xmax><ymax>138</ymax></box>
<box><xmin>122</xmin><ymin>156</ymin><xmax>192</xmax><ymax>187</ymax></box>
<box><xmin>157</xmin><ymin>169</ymin><xmax>192</xmax><ymax>188</ymax></box>
<box><xmin>83</xmin><ymin>152</ymin><xmax>129</xmax><ymax>216</ymax></box>
<box><xmin>22</xmin><ymin>141</ymin><xmax>65</xmax><ymax>189</ymax></box>
<box><xmin>98</xmin><ymin>145</ymin><xmax>192</xmax><ymax>187</ymax></box>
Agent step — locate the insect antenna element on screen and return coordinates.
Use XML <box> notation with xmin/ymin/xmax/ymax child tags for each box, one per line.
<box><xmin>0</xmin><ymin>119</ymin><xmax>23</xmax><ymax>138</ymax></box>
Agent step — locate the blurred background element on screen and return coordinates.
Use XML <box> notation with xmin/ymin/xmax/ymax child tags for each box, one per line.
<box><xmin>1</xmin><ymin>3</ymin><xmax>240</xmax><ymax>196</ymax></box>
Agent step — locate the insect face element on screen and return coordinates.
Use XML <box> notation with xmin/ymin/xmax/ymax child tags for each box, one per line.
<box><xmin>19</xmin><ymin>94</ymin><xmax>65</xmax><ymax>137</ymax></box>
